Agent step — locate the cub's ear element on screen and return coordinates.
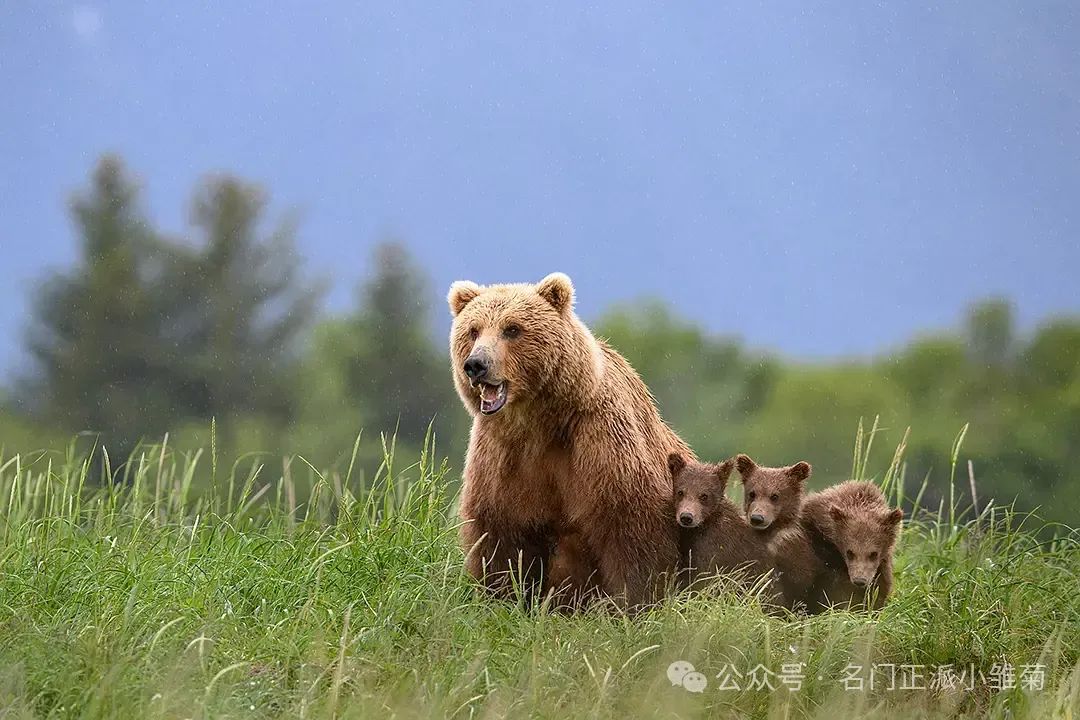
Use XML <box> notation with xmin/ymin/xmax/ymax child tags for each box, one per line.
<box><xmin>829</xmin><ymin>505</ymin><xmax>847</xmax><ymax>524</ymax></box>
<box><xmin>714</xmin><ymin>459</ymin><xmax>735</xmax><ymax>490</ymax></box>
<box><xmin>881</xmin><ymin>507</ymin><xmax>904</xmax><ymax>526</ymax></box>
<box><xmin>667</xmin><ymin>453</ymin><xmax>687</xmax><ymax>478</ymax></box>
<box><xmin>787</xmin><ymin>461</ymin><xmax>812</xmax><ymax>484</ymax></box>
<box><xmin>536</xmin><ymin>272</ymin><xmax>574</xmax><ymax>314</ymax></box>
<box><xmin>447</xmin><ymin>281</ymin><xmax>482</xmax><ymax>317</ymax></box>
<box><xmin>735</xmin><ymin>454</ymin><xmax>756</xmax><ymax>478</ymax></box>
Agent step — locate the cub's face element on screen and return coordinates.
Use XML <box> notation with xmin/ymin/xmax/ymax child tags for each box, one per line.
<box><xmin>668</xmin><ymin>454</ymin><xmax>734</xmax><ymax>529</ymax></box>
<box><xmin>828</xmin><ymin>506</ymin><xmax>904</xmax><ymax>587</ymax></box>
<box><xmin>736</xmin><ymin>455</ymin><xmax>811</xmax><ymax>530</ymax></box>
<box><xmin>447</xmin><ymin>273</ymin><xmax>574</xmax><ymax>417</ymax></box>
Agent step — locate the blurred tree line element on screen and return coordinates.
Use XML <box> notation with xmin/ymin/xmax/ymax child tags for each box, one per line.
<box><xmin>9</xmin><ymin>156</ymin><xmax>459</xmax><ymax>476</ymax></box>
<box><xmin>3</xmin><ymin>156</ymin><xmax>1079</xmax><ymax>523</ymax></box>
<box><xmin>596</xmin><ymin>299</ymin><xmax>1080</xmax><ymax>523</ymax></box>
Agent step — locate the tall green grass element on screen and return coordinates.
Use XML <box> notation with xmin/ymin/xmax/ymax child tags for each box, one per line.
<box><xmin>0</xmin><ymin>428</ymin><xmax>1077</xmax><ymax>719</ymax></box>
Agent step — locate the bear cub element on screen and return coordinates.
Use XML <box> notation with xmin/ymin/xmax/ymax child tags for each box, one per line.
<box><xmin>669</xmin><ymin>454</ymin><xmax>773</xmax><ymax>593</ymax></box>
<box><xmin>735</xmin><ymin>454</ymin><xmax>812</xmax><ymax>536</ymax></box>
<box><xmin>735</xmin><ymin>454</ymin><xmax>815</xmax><ymax>609</ymax></box>
<box><xmin>800</xmin><ymin>481</ymin><xmax>903</xmax><ymax>610</ymax></box>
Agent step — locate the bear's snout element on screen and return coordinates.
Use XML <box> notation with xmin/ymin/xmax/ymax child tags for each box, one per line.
<box><xmin>749</xmin><ymin>513</ymin><xmax>768</xmax><ymax>528</ymax></box>
<box><xmin>678</xmin><ymin>512</ymin><xmax>696</xmax><ymax>528</ymax></box>
<box><xmin>463</xmin><ymin>351</ymin><xmax>492</xmax><ymax>382</ymax></box>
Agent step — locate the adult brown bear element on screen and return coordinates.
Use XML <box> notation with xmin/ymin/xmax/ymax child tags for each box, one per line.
<box><xmin>447</xmin><ymin>272</ymin><xmax>691</xmax><ymax>608</ymax></box>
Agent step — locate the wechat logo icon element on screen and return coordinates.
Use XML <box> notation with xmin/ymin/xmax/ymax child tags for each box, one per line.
<box><xmin>667</xmin><ymin>660</ymin><xmax>708</xmax><ymax>693</ymax></box>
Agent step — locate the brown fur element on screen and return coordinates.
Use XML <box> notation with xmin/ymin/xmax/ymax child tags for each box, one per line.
<box><xmin>735</xmin><ymin>454</ymin><xmax>811</xmax><ymax>535</ymax></box>
<box><xmin>765</xmin><ymin>481</ymin><xmax>902</xmax><ymax>612</ymax></box>
<box><xmin>735</xmin><ymin>454</ymin><xmax>814</xmax><ymax>609</ymax></box>
<box><xmin>799</xmin><ymin>481</ymin><xmax>903</xmax><ymax>610</ymax></box>
<box><xmin>545</xmin><ymin>532</ymin><xmax>602</xmax><ymax>610</ymax></box>
<box><xmin>764</xmin><ymin>526</ymin><xmax>820</xmax><ymax>611</ymax></box>
<box><xmin>669</xmin><ymin>454</ymin><xmax>773</xmax><ymax>594</ymax></box>
<box><xmin>448</xmin><ymin>273</ymin><xmax>692</xmax><ymax>609</ymax></box>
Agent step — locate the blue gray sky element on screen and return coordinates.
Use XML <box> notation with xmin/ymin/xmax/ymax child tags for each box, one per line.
<box><xmin>2</xmin><ymin>2</ymin><xmax>1078</xmax><ymax>378</ymax></box>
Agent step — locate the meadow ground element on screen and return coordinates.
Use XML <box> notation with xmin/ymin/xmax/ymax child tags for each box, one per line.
<box><xmin>0</xmin><ymin>430</ymin><xmax>1077</xmax><ymax>719</ymax></box>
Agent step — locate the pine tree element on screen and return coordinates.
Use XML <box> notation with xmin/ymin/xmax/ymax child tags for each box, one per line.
<box><xmin>25</xmin><ymin>155</ymin><xmax>176</xmax><ymax>458</ymax></box>
<box><xmin>347</xmin><ymin>241</ymin><xmax>451</xmax><ymax>446</ymax></box>
<box><xmin>175</xmin><ymin>176</ymin><xmax>322</xmax><ymax>437</ymax></box>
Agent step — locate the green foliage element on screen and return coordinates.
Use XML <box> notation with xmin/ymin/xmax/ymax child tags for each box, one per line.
<box><xmin>601</xmin><ymin>299</ymin><xmax>1080</xmax><ymax>526</ymax></box>
<box><xmin>174</xmin><ymin>176</ymin><xmax>322</xmax><ymax>431</ymax></box>
<box><xmin>180</xmin><ymin>241</ymin><xmax>467</xmax><ymax>480</ymax></box>
<box><xmin>13</xmin><ymin>154</ymin><xmax>1080</xmax><ymax>529</ymax></box>
<box><xmin>967</xmin><ymin>298</ymin><xmax>1017</xmax><ymax>370</ymax></box>
<box><xmin>344</xmin><ymin>241</ymin><xmax>459</xmax><ymax>450</ymax></box>
<box><xmin>0</xmin><ymin>438</ymin><xmax>1076</xmax><ymax>718</ymax></box>
<box><xmin>20</xmin><ymin>158</ymin><xmax>321</xmax><ymax>460</ymax></box>
<box><xmin>595</xmin><ymin>300</ymin><xmax>767</xmax><ymax>459</ymax></box>
<box><xmin>286</xmin><ymin>319</ymin><xmax>370</xmax><ymax>466</ymax></box>
<box><xmin>0</xmin><ymin>406</ymin><xmax>64</xmax><ymax>458</ymax></box>
<box><xmin>887</xmin><ymin>335</ymin><xmax>968</xmax><ymax>410</ymax></box>
<box><xmin>740</xmin><ymin>365</ymin><xmax>910</xmax><ymax>478</ymax></box>
<box><xmin>23</xmin><ymin>156</ymin><xmax>181</xmax><ymax>458</ymax></box>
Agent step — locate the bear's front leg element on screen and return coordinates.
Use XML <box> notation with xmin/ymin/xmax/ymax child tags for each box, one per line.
<box><xmin>460</xmin><ymin>517</ymin><xmax>552</xmax><ymax>602</ymax></box>
<box><xmin>545</xmin><ymin>531</ymin><xmax>602</xmax><ymax>611</ymax></box>
<box><xmin>585</xmin><ymin>505</ymin><xmax>679</xmax><ymax>611</ymax></box>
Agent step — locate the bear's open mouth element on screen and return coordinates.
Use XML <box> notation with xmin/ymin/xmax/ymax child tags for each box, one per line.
<box><xmin>475</xmin><ymin>381</ymin><xmax>508</xmax><ymax>415</ymax></box>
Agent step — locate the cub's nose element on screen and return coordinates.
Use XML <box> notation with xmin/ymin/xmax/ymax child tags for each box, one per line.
<box><xmin>852</xmin><ymin>576</ymin><xmax>870</xmax><ymax>587</ymax></box>
<box><xmin>749</xmin><ymin>514</ymin><xmax>766</xmax><ymax>528</ymax></box>
<box><xmin>463</xmin><ymin>354</ymin><xmax>490</xmax><ymax>381</ymax></box>
<box><xmin>678</xmin><ymin>512</ymin><xmax>695</xmax><ymax>528</ymax></box>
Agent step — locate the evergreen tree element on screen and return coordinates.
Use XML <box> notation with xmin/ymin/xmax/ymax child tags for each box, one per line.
<box><xmin>24</xmin><ymin>155</ymin><xmax>176</xmax><ymax>458</ymax></box>
<box><xmin>175</xmin><ymin>176</ymin><xmax>322</xmax><ymax>437</ymax></box>
<box><xmin>966</xmin><ymin>298</ymin><xmax>1015</xmax><ymax>370</ymax></box>
<box><xmin>347</xmin><ymin>241</ymin><xmax>451</xmax><ymax>446</ymax></box>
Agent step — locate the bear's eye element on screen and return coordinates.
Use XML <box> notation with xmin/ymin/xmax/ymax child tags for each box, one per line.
<box><xmin>846</xmin><ymin>550</ymin><xmax>855</xmax><ymax>560</ymax></box>
<box><xmin>868</xmin><ymin>551</ymin><xmax>878</xmax><ymax>561</ymax></box>
<box><xmin>502</xmin><ymin>324</ymin><xmax>522</xmax><ymax>339</ymax></box>
<box><xmin>699</xmin><ymin>494</ymin><xmax>709</xmax><ymax>502</ymax></box>
<box><xmin>676</xmin><ymin>489</ymin><xmax>684</xmax><ymax>498</ymax></box>
<box><xmin>747</xmin><ymin>491</ymin><xmax>756</xmax><ymax>501</ymax></box>
<box><xmin>770</xmin><ymin>493</ymin><xmax>779</xmax><ymax>502</ymax></box>
<box><xmin>468</xmin><ymin>327</ymin><xmax>480</xmax><ymax>342</ymax></box>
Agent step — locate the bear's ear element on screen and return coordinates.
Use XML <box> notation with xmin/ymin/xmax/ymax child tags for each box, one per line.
<box><xmin>787</xmin><ymin>461</ymin><xmax>812</xmax><ymax>484</ymax></box>
<box><xmin>881</xmin><ymin>507</ymin><xmax>904</xmax><ymax>527</ymax></box>
<box><xmin>829</xmin><ymin>505</ymin><xmax>847</xmax><ymax>524</ymax></box>
<box><xmin>536</xmin><ymin>272</ymin><xmax>574</xmax><ymax>315</ymax></box>
<box><xmin>447</xmin><ymin>280</ymin><xmax>482</xmax><ymax>317</ymax></box>
<box><xmin>714</xmin><ymin>459</ymin><xmax>734</xmax><ymax>490</ymax></box>
<box><xmin>735</xmin><ymin>454</ymin><xmax>756</xmax><ymax>479</ymax></box>
<box><xmin>667</xmin><ymin>453</ymin><xmax>687</xmax><ymax>478</ymax></box>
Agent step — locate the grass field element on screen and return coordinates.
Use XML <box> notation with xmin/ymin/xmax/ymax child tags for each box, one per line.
<box><xmin>0</xmin><ymin>429</ymin><xmax>1077</xmax><ymax>719</ymax></box>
